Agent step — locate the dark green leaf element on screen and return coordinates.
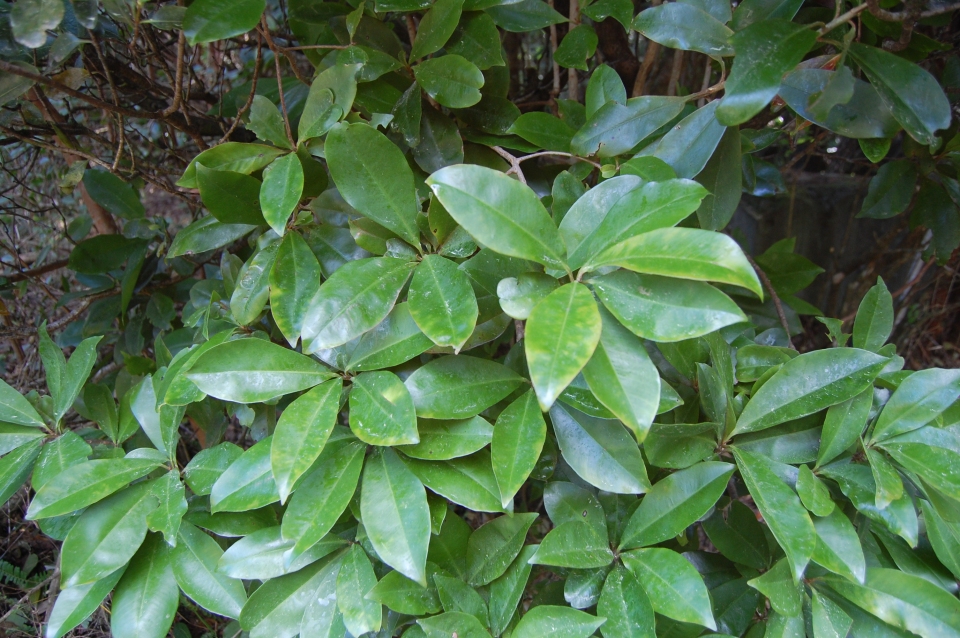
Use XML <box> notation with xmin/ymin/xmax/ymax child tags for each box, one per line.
<box><xmin>415</xmin><ymin>55</ymin><xmax>485</xmax><ymax>108</ymax></box>
<box><xmin>621</xmin><ymin>548</ymin><xmax>716</xmax><ymax>629</ymax></box>
<box><xmin>183</xmin><ymin>0</ymin><xmax>265</xmax><ymax>44</ymax></box>
<box><xmin>632</xmin><ymin>4</ymin><xmax>733</xmax><ymax>56</ymax></box>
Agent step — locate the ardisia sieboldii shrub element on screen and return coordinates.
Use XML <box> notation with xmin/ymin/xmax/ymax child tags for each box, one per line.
<box><xmin>1</xmin><ymin>0</ymin><xmax>960</xmax><ymax>637</ymax></box>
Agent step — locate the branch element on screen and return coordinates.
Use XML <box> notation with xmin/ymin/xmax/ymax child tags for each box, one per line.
<box><xmin>747</xmin><ymin>253</ymin><xmax>796</xmax><ymax>350</ymax></box>
<box><xmin>0</xmin><ymin>258</ymin><xmax>69</xmax><ymax>283</ymax></box>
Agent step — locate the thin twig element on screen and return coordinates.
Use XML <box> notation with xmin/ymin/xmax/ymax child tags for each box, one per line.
<box><xmin>0</xmin><ymin>572</ymin><xmax>57</xmax><ymax>625</ymax></box>
<box><xmin>162</xmin><ymin>29</ymin><xmax>187</xmax><ymax>117</ymax></box>
<box><xmin>218</xmin><ymin>33</ymin><xmax>263</xmax><ymax>145</ymax></box>
<box><xmin>548</xmin><ymin>0</ymin><xmax>561</xmax><ymax>113</ymax></box>
<box><xmin>260</xmin><ymin>18</ymin><xmax>297</xmax><ymax>148</ymax></box>
<box><xmin>747</xmin><ymin>253</ymin><xmax>796</xmax><ymax>349</ymax></box>
<box><xmin>819</xmin><ymin>3</ymin><xmax>869</xmax><ymax>34</ymax></box>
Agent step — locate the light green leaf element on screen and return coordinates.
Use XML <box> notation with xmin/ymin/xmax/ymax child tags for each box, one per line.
<box><xmin>187</xmin><ymin>338</ymin><xmax>335</xmax><ymax>403</ymax></box>
<box><xmin>271</xmin><ymin>379</ymin><xmax>341</xmax><ymax>502</ymax></box>
<box><xmin>248</xmin><ymin>95</ymin><xmax>292</xmax><ymax>149</ymax></box>
<box><xmin>492</xmin><ymin>390</ymin><xmax>547</xmax><ymax>508</ymax></box>
<box><xmin>350</xmin><ymin>371</ymin><xmax>419</xmax><ymax>445</ymax></box>
<box><xmin>298</xmin><ymin>64</ymin><xmax>359</xmax><ymax>141</ymax></box>
<box><xmin>555</xmin><ymin>24</ymin><xmax>598</xmax><ymax>71</ymax></box>
<box><xmin>620</xmin><ymin>461</ymin><xmax>735</xmax><ymax>549</ymax></box>
<box><xmin>183</xmin><ymin>443</ymin><xmax>242</xmax><ymax>497</ymax></box>
<box><xmin>409</xmin><ymin>255</ymin><xmax>479</xmax><ymax>351</ymax></box>
<box><xmin>488</xmin><ymin>544</ymin><xmax>537</xmax><ymax>635</ymax></box>
<box><xmin>529</xmin><ymin>519</ymin><xmax>614</xmax><ymax>568</ymax></box>
<box><xmin>853</xmin><ymin>278</ymin><xmax>893</xmax><ymax>353</ymax></box>
<box><xmin>167</xmin><ymin>215</ymin><xmax>257</xmax><ymax>258</ymax></box>
<box><xmin>812</xmin><ymin>508</ymin><xmax>866</xmax><ymax>583</ymax></box>
<box><xmin>177</xmin><ymin>143</ymin><xmax>286</xmax><ymax>189</ymax></box>
<box><xmin>45</xmin><ymin>568</ymin><xmax>125</xmax><ymax>638</ymax></box>
<box><xmin>0</xmin><ymin>378</ymin><xmax>45</xmax><ymax>428</ymax></box>
<box><xmin>111</xmin><ymin>534</ymin><xmax>179</xmax><ymax>638</ymax></box>
<box><xmin>173</xmin><ymin>522</ymin><xmax>247</xmax><ymax>619</ymax></box>
<box><xmin>585</xmin><ymin>64</ymin><xmax>627</xmax><ymax>118</ymax></box>
<box><xmin>512</xmin><ymin>605</ymin><xmax>606</xmax><ymax>638</ymax></box>
<box><xmin>747</xmin><ymin>558</ymin><xmax>800</xmax><ymax>617</ymax></box>
<box><xmin>419</xmin><ymin>611</ymin><xmax>492</xmax><ymax>638</ymax></box>
<box><xmin>230</xmin><ymin>241</ymin><xmax>278</xmax><ymax>325</ymax></box>
<box><xmin>497</xmin><ymin>272</ymin><xmax>560</xmax><ymax>320</ymax></box>
<box><xmin>796</xmin><ymin>465</ymin><xmax>835</xmax><ymax>517</ymax></box>
<box><xmin>399</xmin><ymin>416</ymin><xmax>494</xmax><ymax>460</ymax></box>
<box><xmin>270</xmin><ymin>231</ymin><xmax>322</xmax><ymax>348</ymax></box>
<box><xmin>0</xmin><ymin>439</ymin><xmax>43</xmax><ymax>505</ymax></box>
<box><xmin>526</xmin><ymin>283</ymin><xmax>602</xmax><ymax>411</ymax></box>
<box><xmin>871</xmin><ymin>369</ymin><xmax>960</xmax><ymax>442</ymax></box>
<box><xmin>734</xmin><ymin>348</ymin><xmax>887</xmax><ymax>436</ymax></box>
<box><xmin>466</xmin><ymin>512</ymin><xmax>538</xmax><ymax>586</ymax></box>
<box><xmin>260</xmin><ymin>153</ymin><xmax>304</xmax><ymax>236</ymax></box>
<box><xmin>346</xmin><ymin>303</ymin><xmax>434</xmax><ymax>372</ymax></box>
<box><xmin>621</xmin><ymin>548</ymin><xmax>716</xmax><ymax>629</ymax></box>
<box><xmin>217</xmin><ymin>527</ymin><xmax>344</xmax><ymax>580</ymax></box>
<box><xmin>817</xmin><ymin>387</ymin><xmax>871</xmax><ymax>467</ymax></box>
<box><xmin>404</xmin><ymin>450</ymin><xmax>507</xmax><ymax>513</ymax></box>
<box><xmin>597</xmin><ymin>564</ymin><xmax>656</xmax><ymax>638</ymax></box>
<box><xmin>571</xmin><ymin>96</ymin><xmax>685</xmax><ymax>158</ymax></box>
<box><xmin>367</xmin><ymin>569</ymin><xmax>441</xmax><ymax>616</ymax></box>
<box><xmin>210</xmin><ymin>436</ymin><xmax>279</xmax><ymax>513</ymax></box>
<box><xmin>10</xmin><ymin>0</ymin><xmax>63</xmax><ymax>48</ymax></box>
<box><xmin>427</xmin><ymin>164</ymin><xmax>568</xmax><ymax>270</ymax></box>
<box><xmin>733</xmin><ymin>448</ymin><xmax>816</xmax><ymax>581</ymax></box>
<box><xmin>405</xmin><ymin>355</ymin><xmax>525</xmax><ymax>419</ymax></box>
<box><xmin>696</xmin><ymin>127</ymin><xmax>742</xmax><ymax>231</ymax></box>
<box><xmin>147</xmin><ymin>470</ymin><xmax>187</xmax><ymax>546</ymax></box>
<box><xmin>337</xmin><ymin>544</ymin><xmax>382</xmax><ymax>635</ymax></box>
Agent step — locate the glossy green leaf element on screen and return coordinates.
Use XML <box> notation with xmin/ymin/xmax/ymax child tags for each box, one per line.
<box><xmin>466</xmin><ymin>512</ymin><xmax>537</xmax><ymax>586</ymax></box>
<box><xmin>270</xmin><ymin>232</ymin><xmax>322</xmax><ymax>347</ymax></box>
<box><xmin>271</xmin><ymin>379</ymin><xmax>341</xmax><ymax>502</ymax></box>
<box><xmin>187</xmin><ymin>338</ymin><xmax>335</xmax><ymax>403</ymax></box>
<box><xmin>410</xmin><ymin>0</ymin><xmax>464</xmax><ymax>59</ymax></box>
<box><xmin>177</xmin><ymin>143</ymin><xmax>286</xmax><ymax>189</ymax></box>
<box><xmin>367</xmin><ymin>569</ymin><xmax>441</xmax><ymax>616</ymax></box>
<box><xmin>183</xmin><ymin>443</ymin><xmax>242</xmax><ymax>497</ymax></box>
<box><xmin>497</xmin><ymin>272</ymin><xmax>559</xmax><ymax>320</ymax></box>
<box><xmin>419</xmin><ymin>611</ymin><xmax>492</xmax><ymax>638</ymax></box>
<box><xmin>488</xmin><ymin>544</ymin><xmax>537</xmax><ymax>635</ymax></box>
<box><xmin>733</xmin><ymin>447</ymin><xmax>816</xmax><ymax>581</ymax></box>
<box><xmin>434</xmin><ymin>573</ymin><xmax>489</xmax><ymax>624</ymax></box>
<box><xmin>585</xmin><ymin>64</ymin><xmax>627</xmax><ymax>118</ymax></box>
<box><xmin>848</xmin><ymin>43</ymin><xmax>951</xmax><ymax>145</ymax></box>
<box><xmin>173</xmin><ymin>522</ymin><xmax>247</xmax><ymax>618</ymax></box>
<box><xmin>492</xmin><ymin>390</ymin><xmax>547</xmax><ymax>508</ymax></box>
<box><xmin>550</xmin><ymin>403</ymin><xmax>651</xmax><ymax>494</ymax></box>
<box><xmin>0</xmin><ymin>439</ymin><xmax>42</xmax><ymax>505</ymax></box>
<box><xmin>260</xmin><ymin>153</ymin><xmax>304</xmax><ymax>236</ymax></box>
<box><xmin>111</xmin><ymin>534</ymin><xmax>179</xmax><ymax>638</ymax></box>
<box><xmin>26</xmin><ymin>457</ymin><xmax>162</xmax><ymax>520</ymax></box>
<box><xmin>796</xmin><ymin>465</ymin><xmax>835</xmax><ymax>516</ymax></box>
<box><xmin>858</xmin><ymin>160</ymin><xmax>918</xmax><ymax>220</ymax></box>
<box><xmin>301</xmin><ymin>257</ymin><xmax>416</xmax><ymax>353</ymax></box>
<box><xmin>526</xmin><ymin>283</ymin><xmax>602</xmax><ymax>411</ymax></box>
<box><xmin>282</xmin><ymin>438</ymin><xmax>365</xmax><ymax>558</ymax></box>
<box><xmin>639</xmin><ymin>101</ymin><xmax>726</xmax><ymax>180</ymax></box>
<box><xmin>427</xmin><ymin>164</ymin><xmax>568</xmax><ymax>270</ymax></box>
<box><xmin>415</xmin><ymin>55</ymin><xmax>484</xmax><ymax>108</ymax></box>
<box><xmin>350</xmin><ymin>371</ymin><xmax>419</xmax><ymax>445</ymax></box>
<box><xmin>448</xmin><ymin>12</ymin><xmax>504</xmax><ymax>69</ymax></box>
<box><xmin>866</xmin><ymin>448</ymin><xmax>903</xmax><ymax>509</ymax></box>
<box><xmin>409</xmin><ymin>255</ymin><xmax>479</xmax><ymax>351</ymax></box>
<box><xmin>597</xmin><ymin>564</ymin><xmax>656</xmax><ymax>638</ymax></box>
<box><xmin>696</xmin><ymin>126</ymin><xmax>742</xmax><ymax>231</ymax></box>
<box><xmin>621</xmin><ymin>548</ymin><xmax>716</xmax><ymax>629</ymax></box>
<box><xmin>147</xmin><ymin>470</ymin><xmax>187</xmax><ymax>546</ymax></box>
<box><xmin>812</xmin><ymin>588</ymin><xmax>853</xmax><ymax>638</ymax></box>
<box><xmin>812</xmin><ymin>508</ymin><xmax>866</xmax><ymax>583</ymax></box>
<box><xmin>337</xmin><ymin>544</ymin><xmax>382</xmax><ymax>635</ymax></box>
<box><xmin>217</xmin><ymin>527</ymin><xmax>344</xmax><ymax>580</ymax></box>
<box><xmin>183</xmin><ymin>0</ymin><xmax>264</xmax><ymax>44</ymax></box>
<box><xmin>298</xmin><ymin>64</ymin><xmax>359</xmax><ymax>141</ymax></box>
<box><xmin>878</xmin><ymin>426</ymin><xmax>960</xmax><ymax>501</ymax></box>
<box><xmin>734</xmin><ymin>348</ymin><xmax>886</xmax><ymax>436</ymax></box>
<box><xmin>529</xmin><ymin>518</ymin><xmax>614</xmax><ymax>568</ymax></box>
<box><xmin>512</xmin><ymin>605</ymin><xmax>606</xmax><ymax>638</ymax></box>
<box><xmin>486</xmin><ymin>0</ymin><xmax>566</xmax><ymax>31</ymax></box>
<box><xmin>82</xmin><ymin>169</ymin><xmax>145</xmax><ymax>220</ymax></box>
<box><xmin>702</xmin><ymin>500</ymin><xmax>770</xmax><ymax>570</ymax></box>
<box><xmin>747</xmin><ymin>558</ymin><xmax>800</xmax><ymax>617</ymax></box>
<box><xmin>346</xmin><ymin>303</ymin><xmax>434</xmax><ymax>372</ymax></box>
<box><xmin>45</xmin><ymin>568</ymin><xmax>125</xmax><ymax>638</ymax></box>
<box><xmin>197</xmin><ymin>165</ymin><xmax>265</xmax><ymax>226</ymax></box>
<box><xmin>405</xmin><ymin>355</ymin><xmax>525</xmax><ymax>419</ymax></box>
<box><xmin>555</xmin><ymin>24</ymin><xmax>598</xmax><ymax>71</ymax></box>
<box><xmin>210</xmin><ymin>436</ymin><xmax>279</xmax><ymax>513</ymax></box>
<box><xmin>167</xmin><ymin>215</ymin><xmax>257</xmax><ymax>258</ymax></box>
<box><xmin>230</xmin><ymin>241</ymin><xmax>278</xmax><ymax>325</ymax></box>
<box><xmin>248</xmin><ymin>95</ymin><xmax>291</xmax><ymax>149</ymax></box>
<box><xmin>632</xmin><ymin>3</ymin><xmax>733</xmax><ymax>56</ymax></box>
<box><xmin>716</xmin><ymin>20</ymin><xmax>817</xmax><ymax>126</ymax></box>
<box><xmin>0</xmin><ymin>378</ymin><xmax>45</xmax><ymax>427</ymax></box>
<box><xmin>593</xmin><ymin>270</ymin><xmax>747</xmax><ymax>343</ymax></box>
<box><xmin>400</xmin><ymin>416</ymin><xmax>493</xmax><ymax>460</ymax></box>
<box><xmin>404</xmin><ymin>450</ymin><xmax>506</xmax><ymax>512</ymax></box>
<box><xmin>853</xmin><ymin>278</ymin><xmax>893</xmax><ymax>353</ymax></box>
<box><xmin>871</xmin><ymin>369</ymin><xmax>960</xmax><ymax>442</ymax></box>
<box><xmin>326</xmin><ymin>123</ymin><xmax>420</xmax><ymax>245</ymax></box>
<box><xmin>620</xmin><ymin>461</ymin><xmax>735</xmax><ymax>549</ymax></box>
<box><xmin>817</xmin><ymin>387</ymin><xmax>871</xmax><ymax>467</ymax></box>
<box><xmin>361</xmin><ymin>448</ymin><xmax>431</xmax><ymax>584</ymax></box>
<box><xmin>571</xmin><ymin>96</ymin><xmax>686</xmax><ymax>158</ymax></box>
<box><xmin>508</xmin><ymin>112</ymin><xmax>576</xmax><ymax>152</ymax></box>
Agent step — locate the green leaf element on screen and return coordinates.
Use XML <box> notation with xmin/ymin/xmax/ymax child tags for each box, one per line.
<box><xmin>82</xmin><ymin>169</ymin><xmax>145</xmax><ymax>220</ymax></box>
<box><xmin>405</xmin><ymin>355</ymin><xmax>525</xmax><ymax>419</ymax></box>
<box><xmin>716</xmin><ymin>20</ymin><xmax>817</xmax><ymax>126</ymax></box>
<box><xmin>526</xmin><ymin>283</ymin><xmax>602</xmax><ymax>411</ymax></box>
<box><xmin>571</xmin><ymin>96</ymin><xmax>686</xmax><ymax>158</ymax></box>
<box><xmin>555</xmin><ymin>24</ymin><xmax>598</xmax><ymax>71</ymax></box>
<box><xmin>173</xmin><ymin>522</ymin><xmax>247</xmax><ymax>619</ymax></box>
<box><xmin>177</xmin><ymin>143</ymin><xmax>286</xmax><ymax>189</ymax></box>
<box><xmin>702</xmin><ymin>500</ymin><xmax>770</xmax><ymax>570</ymax></box>
<box><xmin>513</xmin><ymin>605</ymin><xmax>606</xmax><ymax>638</ymax></box>
<box><xmin>488</xmin><ymin>544</ymin><xmax>537</xmax><ymax>635</ymax></box>
<box><xmin>367</xmin><ymin>569</ymin><xmax>441</xmax><ymax>615</ymax></box>
<box><xmin>866</xmin><ymin>448</ymin><xmax>903</xmax><ymax>509</ymax></box>
<box><xmin>196</xmin><ymin>165</ymin><xmax>265</xmax><ymax>226</ymax></box>
<box><xmin>326</xmin><ymin>123</ymin><xmax>420</xmax><ymax>245</ymax></box>
<box><xmin>585</xmin><ymin>64</ymin><xmax>627</xmax><ymax>118</ymax></box>
<box><xmin>184</xmin><ymin>443</ymin><xmax>242</xmax><ymax>496</ymax></box>
<box><xmin>550</xmin><ymin>403</ymin><xmax>651</xmax><ymax>494</ymax></box>
<box><xmin>0</xmin><ymin>423</ymin><xmax>45</xmax><ymax>456</ymax></box>
<box><xmin>167</xmin><ymin>215</ymin><xmax>257</xmax><ymax>258</ymax></box>
<box><xmin>871</xmin><ymin>369</ymin><xmax>960</xmax><ymax>442</ymax></box>
<box><xmin>796</xmin><ymin>465</ymin><xmax>834</xmax><ymax>517</ymax></box>
<box><xmin>921</xmin><ymin>501</ymin><xmax>960</xmax><ymax>582</ymax></box>
<box><xmin>0</xmin><ymin>378</ymin><xmax>45</xmax><ymax>428</ymax></box>
<box><xmin>301</xmin><ymin>257</ymin><xmax>416</xmax><ymax>353</ymax></box>
<box><xmin>853</xmin><ymin>278</ymin><xmax>893</xmax><ymax>352</ymax></box>
<box><xmin>410</xmin><ymin>0</ymin><xmax>464</xmax><ymax>60</ymax></box>
<box><xmin>858</xmin><ymin>160</ymin><xmax>918</xmax><ymax>220</ymax></box>
<box><xmin>147</xmin><ymin>470</ymin><xmax>187</xmax><ymax>546</ymax></box>
<box><xmin>218</xmin><ymin>526</ymin><xmax>344</xmax><ymax>581</ymax></box>
<box><xmin>187</xmin><ymin>338</ymin><xmax>335</xmax><ymax>403</ymax></box>
<box><xmin>10</xmin><ymin>0</ymin><xmax>63</xmax><ymax>48</ymax></box>
<box><xmin>399</xmin><ymin>416</ymin><xmax>494</xmax><ymax>460</ymax></box>
<box><xmin>46</xmin><ymin>568</ymin><xmax>125</xmax><ymax>638</ymax></box>
<box><xmin>621</xmin><ymin>548</ymin><xmax>716</xmax><ymax>629</ymax></box>
<box><xmin>696</xmin><ymin>127</ymin><xmax>742</xmax><ymax>231</ymax></box>
<box><xmin>409</xmin><ymin>255</ymin><xmax>479</xmax><ymax>351</ymax></box>
<box><xmin>419</xmin><ymin>611</ymin><xmax>492</xmax><ymax>638</ymax></box>
<box><xmin>434</xmin><ymin>573</ymin><xmax>489</xmax><ymax>624</ymax></box>
<box><xmin>248</xmin><ymin>95</ymin><xmax>292</xmax><ymax>149</ymax></box>
<box><xmin>878</xmin><ymin>426</ymin><xmax>960</xmax><ymax>501</ymax></box>
<box><xmin>270</xmin><ymin>231</ymin><xmax>322</xmax><ymax>347</ymax></box>
<box><xmin>620</xmin><ymin>461</ymin><xmax>735</xmax><ymax>549</ymax></box>
<box><xmin>819</xmin><ymin>462</ymin><xmax>917</xmax><ymax>546</ymax></box>
<box><xmin>466</xmin><ymin>512</ymin><xmax>538</xmax><ymax>586</ymax></box>
<box><xmin>597</xmin><ymin>564</ymin><xmax>656</xmax><ymax>638</ymax></box>
<box><xmin>210</xmin><ymin>436</ymin><xmax>279</xmax><ymax>513</ymax></box>
<box><xmin>497</xmin><ymin>274</ymin><xmax>560</xmax><ymax>322</ymax></box>
<box><xmin>271</xmin><ymin>379</ymin><xmax>341</xmax><ymax>503</ymax></box>
<box><xmin>508</xmin><ymin>112</ymin><xmax>577</xmax><ymax>152</ymax></box>
<box><xmin>492</xmin><ymin>390</ymin><xmax>547</xmax><ymax>508</ymax></box>
<box><xmin>26</xmin><ymin>457</ymin><xmax>162</xmax><ymax>520</ymax></box>
<box><xmin>427</xmin><ymin>164</ymin><xmax>568</xmax><ymax>270</ymax></box>
<box><xmin>530</xmin><ymin>519</ymin><xmax>614</xmax><ymax>568</ymax></box>
<box><xmin>299</xmin><ymin>551</ymin><xmax>346</xmax><ymax>637</ymax></box>
<box><xmin>448</xmin><ymin>12</ymin><xmax>504</xmax><ymax>69</ymax></box>
<box><xmin>183</xmin><ymin>0</ymin><xmax>264</xmax><ymax>44</ymax></box>
<box><xmin>817</xmin><ymin>387</ymin><xmax>871</xmax><ymax>467</ymax></box>
<box><xmin>559</xmin><ymin>175</ymin><xmax>642</xmax><ymax>260</ymax></box>
<box><xmin>589</xmin><ymin>228</ymin><xmax>761</xmax><ymax>298</ymax></box>
<box><xmin>404</xmin><ymin>450</ymin><xmax>506</xmax><ymax>512</ymax></box>
<box><xmin>822</xmin><ymin>568</ymin><xmax>960</xmax><ymax>637</ymax></box>
<box><xmin>111</xmin><ymin>534</ymin><xmax>179</xmax><ymax>638</ymax></box>
<box><xmin>733</xmin><ymin>348</ymin><xmax>887</xmax><ymax>436</ymax></box>
<box><xmin>812</xmin><ymin>588</ymin><xmax>853</xmax><ymax>638</ymax></box>
<box><xmin>486</xmin><ymin>0</ymin><xmax>566</xmax><ymax>31</ymax></box>
<box><xmin>337</xmin><ymin>544</ymin><xmax>382</xmax><ymax>635</ymax></box>
<box><xmin>592</xmin><ymin>270</ymin><xmax>747</xmax><ymax>342</ymax></box>
<box><xmin>282</xmin><ymin>438</ymin><xmax>365</xmax><ymax>558</ymax></box>
<box><xmin>68</xmin><ymin>234</ymin><xmax>147</xmax><ymax>274</ymax></box>
<box><xmin>0</xmin><ymin>439</ymin><xmax>42</xmax><ymax>505</ymax></box>
<box><xmin>60</xmin><ymin>481</ymin><xmax>157</xmax><ymax>587</ymax></box>
<box><xmin>361</xmin><ymin>448</ymin><xmax>431</xmax><ymax>584</ymax></box>
<box><xmin>638</xmin><ymin>101</ymin><xmax>726</xmax><ymax>180</ymax></box>
<box><xmin>349</xmin><ymin>371</ymin><xmax>419</xmax><ymax>445</ymax></box>
<box><xmin>848</xmin><ymin>43</ymin><xmax>952</xmax><ymax>145</ymax></box>
<box><xmin>230</xmin><ymin>241</ymin><xmax>279</xmax><ymax>325</ymax></box>
<box><xmin>346</xmin><ymin>303</ymin><xmax>434</xmax><ymax>372</ymax></box>
<box><xmin>812</xmin><ymin>508</ymin><xmax>866</xmax><ymax>583</ymax></box>
<box><xmin>298</xmin><ymin>65</ymin><xmax>360</xmax><ymax>141</ymax></box>
<box><xmin>747</xmin><ymin>558</ymin><xmax>800</xmax><ymax>617</ymax></box>
<box><xmin>260</xmin><ymin>153</ymin><xmax>304</xmax><ymax>236</ymax></box>
<box><xmin>415</xmin><ymin>55</ymin><xmax>485</xmax><ymax>108</ymax></box>
<box><xmin>632</xmin><ymin>3</ymin><xmax>733</xmax><ymax>56</ymax></box>
<box><xmin>732</xmin><ymin>448</ymin><xmax>816</xmax><ymax>581</ymax></box>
